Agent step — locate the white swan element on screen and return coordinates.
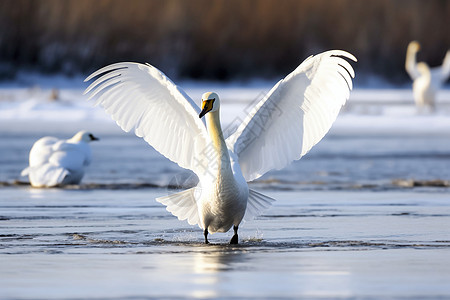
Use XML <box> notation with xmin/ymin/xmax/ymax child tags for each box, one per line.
<box><xmin>405</xmin><ymin>41</ymin><xmax>450</xmax><ymax>111</ymax></box>
<box><xmin>21</xmin><ymin>131</ymin><xmax>99</xmax><ymax>188</ymax></box>
<box><xmin>84</xmin><ymin>50</ymin><xmax>356</xmax><ymax>244</ymax></box>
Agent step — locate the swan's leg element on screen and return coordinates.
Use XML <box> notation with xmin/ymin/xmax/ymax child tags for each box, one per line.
<box><xmin>230</xmin><ymin>225</ymin><xmax>239</xmax><ymax>244</ymax></box>
<box><xmin>204</xmin><ymin>228</ymin><xmax>209</xmax><ymax>244</ymax></box>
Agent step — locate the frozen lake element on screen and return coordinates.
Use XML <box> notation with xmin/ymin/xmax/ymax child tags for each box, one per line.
<box><xmin>1</xmin><ymin>84</ymin><xmax>450</xmax><ymax>299</ymax></box>
<box><xmin>1</xmin><ymin>188</ymin><xmax>450</xmax><ymax>299</ymax></box>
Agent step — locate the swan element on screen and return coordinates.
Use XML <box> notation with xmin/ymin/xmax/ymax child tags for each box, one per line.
<box><xmin>405</xmin><ymin>41</ymin><xmax>450</xmax><ymax>111</ymax></box>
<box><xmin>84</xmin><ymin>50</ymin><xmax>356</xmax><ymax>244</ymax></box>
<box><xmin>21</xmin><ymin>131</ymin><xmax>99</xmax><ymax>188</ymax></box>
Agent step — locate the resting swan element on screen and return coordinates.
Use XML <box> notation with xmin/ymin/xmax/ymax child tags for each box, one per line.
<box><xmin>84</xmin><ymin>50</ymin><xmax>356</xmax><ymax>244</ymax></box>
<box><xmin>21</xmin><ymin>131</ymin><xmax>99</xmax><ymax>188</ymax></box>
<box><xmin>405</xmin><ymin>41</ymin><xmax>450</xmax><ymax>111</ymax></box>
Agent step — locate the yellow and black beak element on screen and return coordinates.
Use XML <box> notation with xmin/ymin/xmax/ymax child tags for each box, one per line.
<box><xmin>89</xmin><ymin>134</ymin><xmax>99</xmax><ymax>141</ymax></box>
<box><xmin>199</xmin><ymin>98</ymin><xmax>215</xmax><ymax>118</ymax></box>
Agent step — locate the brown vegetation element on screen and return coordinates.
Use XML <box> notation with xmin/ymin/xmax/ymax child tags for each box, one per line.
<box><xmin>0</xmin><ymin>0</ymin><xmax>449</xmax><ymax>82</ymax></box>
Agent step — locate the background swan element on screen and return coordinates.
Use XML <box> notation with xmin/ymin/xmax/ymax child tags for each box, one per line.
<box><xmin>21</xmin><ymin>131</ymin><xmax>99</xmax><ymax>188</ymax></box>
<box><xmin>84</xmin><ymin>50</ymin><xmax>356</xmax><ymax>244</ymax></box>
<box><xmin>405</xmin><ymin>41</ymin><xmax>450</xmax><ymax>111</ymax></box>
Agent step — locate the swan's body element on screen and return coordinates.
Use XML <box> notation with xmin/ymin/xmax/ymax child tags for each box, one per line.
<box><xmin>21</xmin><ymin>131</ymin><xmax>98</xmax><ymax>188</ymax></box>
<box><xmin>198</xmin><ymin>101</ymin><xmax>248</xmax><ymax>239</ymax></box>
<box><xmin>84</xmin><ymin>50</ymin><xmax>356</xmax><ymax>243</ymax></box>
<box><xmin>413</xmin><ymin>62</ymin><xmax>435</xmax><ymax>110</ymax></box>
<box><xmin>405</xmin><ymin>41</ymin><xmax>450</xmax><ymax>111</ymax></box>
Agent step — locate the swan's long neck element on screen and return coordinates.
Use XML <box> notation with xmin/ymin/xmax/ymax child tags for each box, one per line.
<box><xmin>406</xmin><ymin>47</ymin><xmax>417</xmax><ymax>69</ymax></box>
<box><xmin>205</xmin><ymin>110</ymin><xmax>232</xmax><ymax>176</ymax></box>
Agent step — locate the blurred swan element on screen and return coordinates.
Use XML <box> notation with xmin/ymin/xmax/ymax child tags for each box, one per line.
<box><xmin>84</xmin><ymin>50</ymin><xmax>356</xmax><ymax>244</ymax></box>
<box><xmin>21</xmin><ymin>131</ymin><xmax>99</xmax><ymax>188</ymax></box>
<box><xmin>405</xmin><ymin>41</ymin><xmax>450</xmax><ymax>111</ymax></box>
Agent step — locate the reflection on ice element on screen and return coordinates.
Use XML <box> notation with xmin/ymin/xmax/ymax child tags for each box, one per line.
<box><xmin>191</xmin><ymin>250</ymin><xmax>244</xmax><ymax>298</ymax></box>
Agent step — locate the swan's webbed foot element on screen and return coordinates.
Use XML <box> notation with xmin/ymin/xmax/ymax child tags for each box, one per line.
<box><xmin>204</xmin><ymin>228</ymin><xmax>209</xmax><ymax>244</ymax></box>
<box><xmin>229</xmin><ymin>225</ymin><xmax>239</xmax><ymax>244</ymax></box>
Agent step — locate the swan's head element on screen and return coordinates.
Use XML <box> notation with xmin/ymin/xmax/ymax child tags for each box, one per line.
<box><xmin>199</xmin><ymin>92</ymin><xmax>220</xmax><ymax>118</ymax></box>
<box><xmin>408</xmin><ymin>41</ymin><xmax>421</xmax><ymax>53</ymax></box>
<box><xmin>70</xmin><ymin>130</ymin><xmax>100</xmax><ymax>143</ymax></box>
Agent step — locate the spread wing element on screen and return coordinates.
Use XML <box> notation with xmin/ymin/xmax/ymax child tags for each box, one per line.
<box><xmin>433</xmin><ymin>50</ymin><xmax>450</xmax><ymax>84</ymax></box>
<box><xmin>84</xmin><ymin>62</ymin><xmax>209</xmax><ymax>174</ymax></box>
<box><xmin>226</xmin><ymin>50</ymin><xmax>356</xmax><ymax>182</ymax></box>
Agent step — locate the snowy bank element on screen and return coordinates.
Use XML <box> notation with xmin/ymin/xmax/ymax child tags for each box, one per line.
<box><xmin>1</xmin><ymin>84</ymin><xmax>450</xmax><ymax>136</ymax></box>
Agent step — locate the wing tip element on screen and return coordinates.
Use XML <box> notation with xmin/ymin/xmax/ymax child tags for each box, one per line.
<box><xmin>327</xmin><ymin>50</ymin><xmax>357</xmax><ymax>62</ymax></box>
<box><xmin>83</xmin><ymin>62</ymin><xmax>138</xmax><ymax>83</ymax></box>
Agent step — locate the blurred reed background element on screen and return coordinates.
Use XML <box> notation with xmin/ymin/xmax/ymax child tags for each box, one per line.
<box><xmin>0</xmin><ymin>0</ymin><xmax>449</xmax><ymax>83</ymax></box>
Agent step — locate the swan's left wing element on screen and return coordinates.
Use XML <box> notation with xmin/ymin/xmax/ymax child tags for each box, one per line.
<box><xmin>430</xmin><ymin>51</ymin><xmax>450</xmax><ymax>87</ymax></box>
<box><xmin>49</xmin><ymin>142</ymin><xmax>91</xmax><ymax>170</ymax></box>
<box><xmin>84</xmin><ymin>62</ymin><xmax>209</xmax><ymax>174</ymax></box>
<box><xmin>227</xmin><ymin>50</ymin><xmax>356</xmax><ymax>182</ymax></box>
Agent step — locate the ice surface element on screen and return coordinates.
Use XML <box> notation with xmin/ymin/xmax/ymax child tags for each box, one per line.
<box><xmin>1</xmin><ymin>188</ymin><xmax>450</xmax><ymax>299</ymax></box>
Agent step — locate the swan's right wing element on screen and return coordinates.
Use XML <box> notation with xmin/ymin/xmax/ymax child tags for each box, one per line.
<box><xmin>84</xmin><ymin>62</ymin><xmax>209</xmax><ymax>174</ymax></box>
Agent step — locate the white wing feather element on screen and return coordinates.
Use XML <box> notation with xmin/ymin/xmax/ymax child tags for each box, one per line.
<box><xmin>227</xmin><ymin>50</ymin><xmax>356</xmax><ymax>182</ymax></box>
<box><xmin>84</xmin><ymin>62</ymin><xmax>209</xmax><ymax>174</ymax></box>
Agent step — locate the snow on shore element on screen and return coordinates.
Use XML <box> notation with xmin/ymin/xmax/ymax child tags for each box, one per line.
<box><xmin>1</xmin><ymin>77</ymin><xmax>450</xmax><ymax>136</ymax></box>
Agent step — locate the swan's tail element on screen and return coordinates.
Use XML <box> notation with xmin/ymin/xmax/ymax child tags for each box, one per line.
<box><xmin>156</xmin><ymin>187</ymin><xmax>200</xmax><ymax>227</ymax></box>
<box><xmin>157</xmin><ymin>187</ymin><xmax>275</xmax><ymax>226</ymax></box>
<box><xmin>243</xmin><ymin>189</ymin><xmax>275</xmax><ymax>221</ymax></box>
<box><xmin>22</xmin><ymin>164</ymin><xmax>69</xmax><ymax>187</ymax></box>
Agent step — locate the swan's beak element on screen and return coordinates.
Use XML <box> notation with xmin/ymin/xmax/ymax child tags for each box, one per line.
<box><xmin>199</xmin><ymin>99</ymin><xmax>215</xmax><ymax>118</ymax></box>
<box><xmin>89</xmin><ymin>134</ymin><xmax>100</xmax><ymax>141</ymax></box>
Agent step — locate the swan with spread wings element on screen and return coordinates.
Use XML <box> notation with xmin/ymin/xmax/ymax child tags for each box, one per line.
<box><xmin>84</xmin><ymin>50</ymin><xmax>356</xmax><ymax>244</ymax></box>
<box><xmin>405</xmin><ymin>41</ymin><xmax>450</xmax><ymax>111</ymax></box>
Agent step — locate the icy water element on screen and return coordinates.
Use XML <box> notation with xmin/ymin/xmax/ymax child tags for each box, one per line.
<box><xmin>1</xmin><ymin>188</ymin><xmax>450</xmax><ymax>299</ymax></box>
<box><xmin>1</xmin><ymin>86</ymin><xmax>450</xmax><ymax>299</ymax></box>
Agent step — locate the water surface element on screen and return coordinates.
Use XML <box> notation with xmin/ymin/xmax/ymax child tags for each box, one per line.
<box><xmin>1</xmin><ymin>188</ymin><xmax>450</xmax><ymax>299</ymax></box>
